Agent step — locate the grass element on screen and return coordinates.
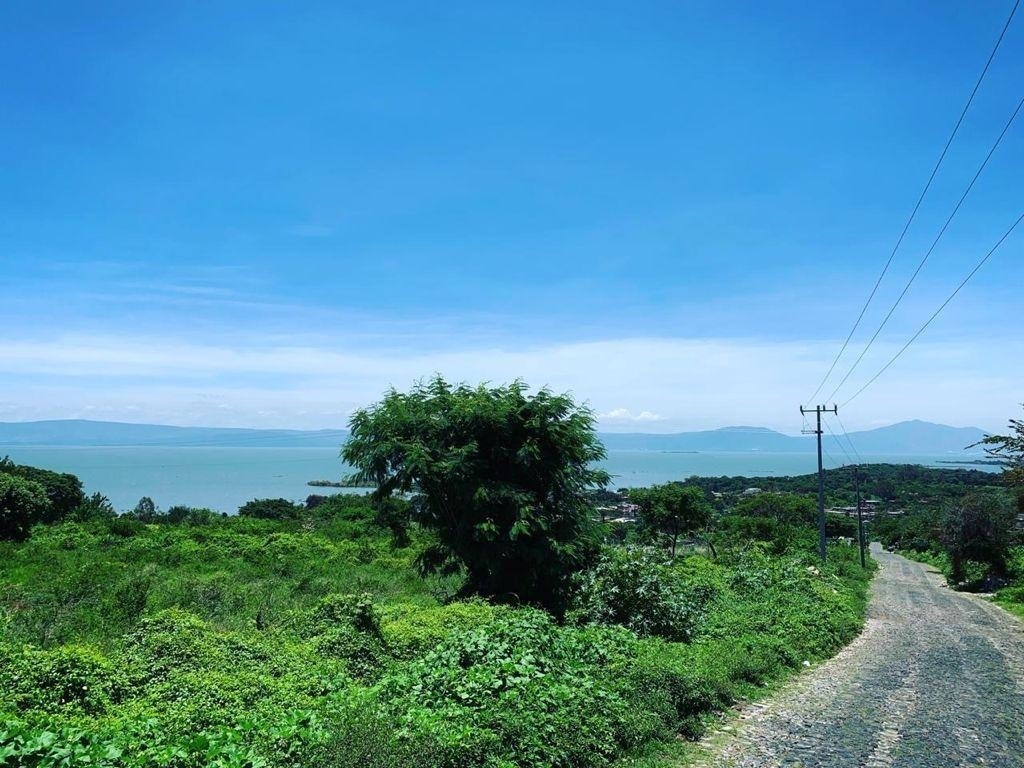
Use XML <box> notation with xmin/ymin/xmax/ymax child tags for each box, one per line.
<box><xmin>993</xmin><ymin>548</ymin><xmax>1024</xmax><ymax>620</ymax></box>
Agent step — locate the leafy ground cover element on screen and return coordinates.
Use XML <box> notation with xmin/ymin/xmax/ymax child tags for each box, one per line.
<box><xmin>0</xmin><ymin>493</ymin><xmax>873</xmax><ymax>768</ymax></box>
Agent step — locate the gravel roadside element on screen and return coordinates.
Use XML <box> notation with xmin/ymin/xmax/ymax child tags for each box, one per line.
<box><xmin>692</xmin><ymin>543</ymin><xmax>1024</xmax><ymax>768</ymax></box>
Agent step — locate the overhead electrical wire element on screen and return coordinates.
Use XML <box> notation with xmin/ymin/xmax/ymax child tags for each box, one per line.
<box><xmin>807</xmin><ymin>0</ymin><xmax>1021</xmax><ymax>403</ymax></box>
<box><xmin>826</xmin><ymin>93</ymin><xmax>1024</xmax><ymax>403</ymax></box>
<box><xmin>823</xmin><ymin>419</ymin><xmax>854</xmax><ymax>466</ymax></box>
<box><xmin>841</xmin><ymin>209</ymin><xmax>1024</xmax><ymax>407</ymax></box>
<box><xmin>834</xmin><ymin>412</ymin><xmax>864</xmax><ymax>464</ymax></box>
<box><xmin>821</xmin><ymin>441</ymin><xmax>842</xmax><ymax>470</ymax></box>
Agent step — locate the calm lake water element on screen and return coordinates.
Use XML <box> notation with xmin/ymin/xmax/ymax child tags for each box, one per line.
<box><xmin>0</xmin><ymin>446</ymin><xmax>996</xmax><ymax>514</ymax></box>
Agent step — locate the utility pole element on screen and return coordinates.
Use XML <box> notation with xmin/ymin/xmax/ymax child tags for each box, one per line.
<box><xmin>800</xmin><ymin>404</ymin><xmax>838</xmax><ymax>563</ymax></box>
<box><xmin>855</xmin><ymin>464</ymin><xmax>866</xmax><ymax>568</ymax></box>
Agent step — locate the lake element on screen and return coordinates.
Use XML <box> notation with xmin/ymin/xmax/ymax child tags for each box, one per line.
<box><xmin>0</xmin><ymin>445</ymin><xmax>996</xmax><ymax>514</ymax></box>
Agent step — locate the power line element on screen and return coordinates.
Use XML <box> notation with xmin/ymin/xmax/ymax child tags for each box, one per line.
<box><xmin>841</xmin><ymin>208</ymin><xmax>1024</xmax><ymax>407</ymax></box>
<box><xmin>834</xmin><ymin>412</ymin><xmax>863</xmax><ymax>464</ymax></box>
<box><xmin>823</xmin><ymin>417</ymin><xmax>856</xmax><ymax>466</ymax></box>
<box><xmin>807</xmin><ymin>0</ymin><xmax>1021</xmax><ymax>402</ymax></box>
<box><xmin>824</xmin><ymin>418</ymin><xmax>854</xmax><ymax>466</ymax></box>
<box><xmin>827</xmin><ymin>93</ymin><xmax>1024</xmax><ymax>402</ymax></box>
<box><xmin>822</xmin><ymin>441</ymin><xmax>842</xmax><ymax>469</ymax></box>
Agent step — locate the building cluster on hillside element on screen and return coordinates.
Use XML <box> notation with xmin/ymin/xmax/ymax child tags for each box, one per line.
<box><xmin>826</xmin><ymin>499</ymin><xmax>903</xmax><ymax>520</ymax></box>
<box><xmin>597</xmin><ymin>500</ymin><xmax>640</xmax><ymax>524</ymax></box>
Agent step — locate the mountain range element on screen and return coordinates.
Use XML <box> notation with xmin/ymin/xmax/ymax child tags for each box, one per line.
<box><xmin>0</xmin><ymin>419</ymin><xmax>990</xmax><ymax>456</ymax></box>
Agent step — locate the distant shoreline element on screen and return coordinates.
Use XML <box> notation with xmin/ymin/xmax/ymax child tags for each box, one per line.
<box><xmin>308</xmin><ymin>478</ymin><xmax>368</xmax><ymax>488</ymax></box>
<box><xmin>936</xmin><ymin>459</ymin><xmax>1003</xmax><ymax>466</ymax></box>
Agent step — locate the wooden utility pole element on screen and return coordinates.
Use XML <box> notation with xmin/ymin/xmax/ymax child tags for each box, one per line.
<box><xmin>800</xmin><ymin>404</ymin><xmax>838</xmax><ymax>563</ymax></box>
<box><xmin>855</xmin><ymin>464</ymin><xmax>866</xmax><ymax>568</ymax></box>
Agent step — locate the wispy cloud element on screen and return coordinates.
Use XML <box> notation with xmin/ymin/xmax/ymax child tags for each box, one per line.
<box><xmin>599</xmin><ymin>408</ymin><xmax>665</xmax><ymax>423</ymax></box>
<box><xmin>1</xmin><ymin>333</ymin><xmax>1020</xmax><ymax>432</ymax></box>
<box><xmin>116</xmin><ymin>282</ymin><xmax>238</xmax><ymax>298</ymax></box>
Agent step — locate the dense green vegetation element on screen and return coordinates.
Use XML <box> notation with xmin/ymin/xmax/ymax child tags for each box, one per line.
<box><xmin>872</xmin><ymin>407</ymin><xmax>1024</xmax><ymax>618</ymax></box>
<box><xmin>0</xmin><ymin>380</ymin><xmax>877</xmax><ymax>767</ymax></box>
<box><xmin>0</xmin><ymin>500</ymin><xmax>871</xmax><ymax>767</ymax></box>
<box><xmin>680</xmin><ymin>462</ymin><xmax>1004</xmax><ymax>514</ymax></box>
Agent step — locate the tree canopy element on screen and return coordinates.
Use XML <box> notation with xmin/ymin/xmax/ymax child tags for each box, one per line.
<box><xmin>941</xmin><ymin>492</ymin><xmax>1016</xmax><ymax>582</ymax></box>
<box><xmin>0</xmin><ymin>457</ymin><xmax>84</xmax><ymax>523</ymax></box>
<box><xmin>342</xmin><ymin>377</ymin><xmax>609</xmax><ymax>611</ymax></box>
<box><xmin>0</xmin><ymin>473</ymin><xmax>50</xmax><ymax>541</ymax></box>
<box><xmin>978</xmin><ymin>406</ymin><xmax>1024</xmax><ymax>491</ymax></box>
<box><xmin>237</xmin><ymin>497</ymin><xmax>304</xmax><ymax>520</ymax></box>
<box><xmin>731</xmin><ymin>492</ymin><xmax>816</xmax><ymax>525</ymax></box>
<box><xmin>629</xmin><ymin>483</ymin><xmax>712</xmax><ymax>556</ymax></box>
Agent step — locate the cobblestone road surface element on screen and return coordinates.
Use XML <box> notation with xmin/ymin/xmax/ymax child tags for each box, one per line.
<box><xmin>695</xmin><ymin>544</ymin><xmax>1024</xmax><ymax>768</ymax></box>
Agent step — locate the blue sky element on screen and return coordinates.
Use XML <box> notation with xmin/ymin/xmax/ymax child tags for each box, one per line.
<box><xmin>1</xmin><ymin>1</ymin><xmax>1022</xmax><ymax>433</ymax></box>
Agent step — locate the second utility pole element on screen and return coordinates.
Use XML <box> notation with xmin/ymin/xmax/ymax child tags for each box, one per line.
<box><xmin>800</xmin><ymin>404</ymin><xmax>837</xmax><ymax>563</ymax></box>
<box><xmin>855</xmin><ymin>464</ymin><xmax>866</xmax><ymax>568</ymax></box>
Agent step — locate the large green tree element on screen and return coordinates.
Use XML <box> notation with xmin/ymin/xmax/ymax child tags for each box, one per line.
<box><xmin>0</xmin><ymin>458</ymin><xmax>84</xmax><ymax>523</ymax></box>
<box><xmin>629</xmin><ymin>483</ymin><xmax>712</xmax><ymax>557</ymax></box>
<box><xmin>731</xmin><ymin>492</ymin><xmax>815</xmax><ymax>525</ymax></box>
<box><xmin>941</xmin><ymin>492</ymin><xmax>1016</xmax><ymax>582</ymax></box>
<box><xmin>0</xmin><ymin>473</ymin><xmax>50</xmax><ymax>541</ymax></box>
<box><xmin>237</xmin><ymin>497</ymin><xmax>303</xmax><ymax>520</ymax></box>
<box><xmin>977</xmin><ymin>406</ymin><xmax>1024</xmax><ymax>498</ymax></box>
<box><xmin>342</xmin><ymin>377</ymin><xmax>609</xmax><ymax>611</ymax></box>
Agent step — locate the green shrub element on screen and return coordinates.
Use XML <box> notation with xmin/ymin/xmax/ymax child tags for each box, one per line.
<box><xmin>732</xmin><ymin>492</ymin><xmax>815</xmax><ymax>525</ymax></box>
<box><xmin>103</xmin><ymin>564</ymin><xmax>154</xmax><ymax>629</ymax></box>
<box><xmin>380</xmin><ymin>600</ymin><xmax>495</xmax><ymax>659</ymax></box>
<box><xmin>302</xmin><ymin>594</ymin><xmax>387</xmax><ymax>680</ymax></box>
<box><xmin>159</xmin><ymin>505</ymin><xmax>220</xmax><ymax>525</ymax></box>
<box><xmin>2</xmin><ymin>644</ymin><xmax>123</xmax><ymax>715</ymax></box>
<box><xmin>70</xmin><ymin>493</ymin><xmax>117</xmax><ymax>522</ymax></box>
<box><xmin>1000</xmin><ymin>584</ymin><xmax>1024</xmax><ymax>605</ymax></box>
<box><xmin>107</xmin><ymin>516</ymin><xmax>146</xmax><ymax>538</ymax></box>
<box><xmin>238</xmin><ymin>498</ymin><xmax>304</xmax><ymax>520</ymax></box>
<box><xmin>342</xmin><ymin>378</ymin><xmax>608</xmax><ymax>613</ymax></box>
<box><xmin>717</xmin><ymin>514</ymin><xmax>786</xmax><ymax>546</ymax></box>
<box><xmin>309</xmin><ymin>593</ymin><xmax>380</xmax><ymax>635</ymax></box>
<box><xmin>0</xmin><ymin>473</ymin><xmax>51</xmax><ymax>542</ymax></box>
<box><xmin>569</xmin><ymin>547</ymin><xmax>719</xmax><ymax>641</ymax></box>
<box><xmin>314</xmin><ymin>494</ymin><xmax>376</xmax><ymax>521</ymax></box>
<box><xmin>379</xmin><ymin>608</ymin><xmax>664</xmax><ymax>767</ymax></box>
<box><xmin>618</xmin><ymin>640</ymin><xmax>736</xmax><ymax>738</ymax></box>
<box><xmin>313</xmin><ymin>626</ymin><xmax>385</xmax><ymax>680</ymax></box>
<box><xmin>119</xmin><ymin>608</ymin><xmax>224</xmax><ymax>684</ymax></box>
<box><xmin>0</xmin><ymin>458</ymin><xmax>84</xmax><ymax>523</ymax></box>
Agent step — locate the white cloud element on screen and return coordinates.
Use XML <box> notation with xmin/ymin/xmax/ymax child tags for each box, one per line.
<box><xmin>599</xmin><ymin>408</ymin><xmax>665</xmax><ymax>423</ymax></box>
<box><xmin>0</xmin><ymin>333</ymin><xmax>1020</xmax><ymax>432</ymax></box>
